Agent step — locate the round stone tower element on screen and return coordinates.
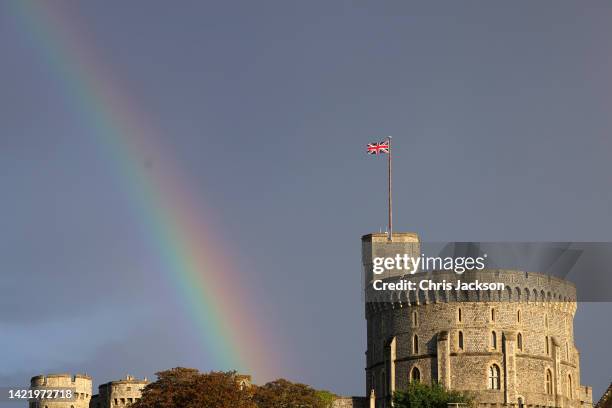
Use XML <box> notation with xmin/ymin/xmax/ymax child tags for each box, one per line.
<box><xmin>362</xmin><ymin>233</ymin><xmax>593</xmax><ymax>408</ymax></box>
<box><xmin>29</xmin><ymin>373</ymin><xmax>92</xmax><ymax>408</ymax></box>
<box><xmin>89</xmin><ymin>375</ymin><xmax>148</xmax><ymax>408</ymax></box>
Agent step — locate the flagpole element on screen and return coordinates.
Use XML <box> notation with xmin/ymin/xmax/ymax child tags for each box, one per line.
<box><xmin>387</xmin><ymin>136</ymin><xmax>392</xmax><ymax>241</ymax></box>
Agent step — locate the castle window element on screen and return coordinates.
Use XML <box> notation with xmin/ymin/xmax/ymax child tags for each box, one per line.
<box><xmin>412</xmin><ymin>311</ymin><xmax>418</xmax><ymax>327</ymax></box>
<box><xmin>545</xmin><ymin>336</ymin><xmax>549</xmax><ymax>355</ymax></box>
<box><xmin>458</xmin><ymin>331</ymin><xmax>464</xmax><ymax>350</ymax></box>
<box><xmin>491</xmin><ymin>331</ymin><xmax>497</xmax><ymax>350</ymax></box>
<box><xmin>413</xmin><ymin>334</ymin><xmax>419</xmax><ymax>354</ymax></box>
<box><xmin>488</xmin><ymin>364</ymin><xmax>501</xmax><ymax>389</ymax></box>
<box><xmin>517</xmin><ymin>332</ymin><xmax>523</xmax><ymax>351</ymax></box>
<box><xmin>114</xmin><ymin>399</ymin><xmax>118</xmax><ymax>405</ymax></box>
<box><xmin>518</xmin><ymin>397</ymin><xmax>524</xmax><ymax>408</ymax></box>
<box><xmin>546</xmin><ymin>369</ymin><xmax>553</xmax><ymax>394</ymax></box>
<box><xmin>491</xmin><ymin>308</ymin><xmax>496</xmax><ymax>321</ymax></box>
<box><xmin>411</xmin><ymin>367</ymin><xmax>421</xmax><ymax>383</ymax></box>
<box><xmin>567</xmin><ymin>375</ymin><xmax>573</xmax><ymax>398</ymax></box>
<box><xmin>517</xmin><ymin>309</ymin><xmax>521</xmax><ymax>323</ymax></box>
<box><xmin>458</xmin><ymin>308</ymin><xmax>462</xmax><ymax>323</ymax></box>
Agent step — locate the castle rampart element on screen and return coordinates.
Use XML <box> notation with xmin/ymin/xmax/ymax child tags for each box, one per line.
<box><xmin>29</xmin><ymin>373</ymin><xmax>92</xmax><ymax>408</ymax></box>
<box><xmin>89</xmin><ymin>375</ymin><xmax>148</xmax><ymax>408</ymax></box>
<box><xmin>362</xmin><ymin>233</ymin><xmax>593</xmax><ymax>408</ymax></box>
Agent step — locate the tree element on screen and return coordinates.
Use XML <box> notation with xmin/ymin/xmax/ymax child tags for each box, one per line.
<box><xmin>131</xmin><ymin>367</ymin><xmax>256</xmax><ymax>408</ymax></box>
<box><xmin>314</xmin><ymin>390</ymin><xmax>337</xmax><ymax>408</ymax></box>
<box><xmin>393</xmin><ymin>381</ymin><xmax>473</xmax><ymax>408</ymax></box>
<box><xmin>253</xmin><ymin>378</ymin><xmax>329</xmax><ymax>408</ymax></box>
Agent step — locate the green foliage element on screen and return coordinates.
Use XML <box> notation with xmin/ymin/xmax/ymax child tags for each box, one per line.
<box><xmin>253</xmin><ymin>378</ymin><xmax>328</xmax><ymax>408</ymax></box>
<box><xmin>393</xmin><ymin>381</ymin><xmax>473</xmax><ymax>408</ymax></box>
<box><xmin>315</xmin><ymin>389</ymin><xmax>338</xmax><ymax>407</ymax></box>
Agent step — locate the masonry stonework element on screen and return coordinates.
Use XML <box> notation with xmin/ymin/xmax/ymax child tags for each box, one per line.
<box><xmin>89</xmin><ymin>375</ymin><xmax>148</xmax><ymax>408</ymax></box>
<box><xmin>362</xmin><ymin>232</ymin><xmax>593</xmax><ymax>408</ymax></box>
<box><xmin>27</xmin><ymin>374</ymin><xmax>147</xmax><ymax>408</ymax></box>
<box><xmin>29</xmin><ymin>374</ymin><xmax>92</xmax><ymax>408</ymax></box>
<box><xmin>25</xmin><ymin>232</ymin><xmax>596</xmax><ymax>408</ymax></box>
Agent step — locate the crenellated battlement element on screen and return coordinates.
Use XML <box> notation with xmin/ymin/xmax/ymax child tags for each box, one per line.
<box><xmin>30</xmin><ymin>373</ymin><xmax>92</xmax><ymax>408</ymax></box>
<box><xmin>90</xmin><ymin>375</ymin><xmax>148</xmax><ymax>408</ymax></box>
<box><xmin>362</xmin><ymin>232</ymin><xmax>592</xmax><ymax>408</ymax></box>
<box><xmin>365</xmin><ymin>269</ymin><xmax>578</xmax><ymax>317</ymax></box>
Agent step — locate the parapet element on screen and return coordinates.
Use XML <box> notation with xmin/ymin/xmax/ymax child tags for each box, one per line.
<box><xmin>362</xmin><ymin>232</ymin><xmax>421</xmax><ymax>283</ymax></box>
<box><xmin>99</xmin><ymin>374</ymin><xmax>148</xmax><ymax>386</ymax></box>
<box><xmin>97</xmin><ymin>375</ymin><xmax>149</xmax><ymax>397</ymax></box>
<box><xmin>361</xmin><ymin>232</ymin><xmax>420</xmax><ymax>242</ymax></box>
<box><xmin>365</xmin><ymin>269</ymin><xmax>578</xmax><ymax>315</ymax></box>
<box><xmin>31</xmin><ymin>373</ymin><xmax>92</xmax><ymax>386</ymax></box>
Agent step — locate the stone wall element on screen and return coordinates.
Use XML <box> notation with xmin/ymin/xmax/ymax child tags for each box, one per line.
<box><xmin>90</xmin><ymin>375</ymin><xmax>148</xmax><ymax>408</ymax></box>
<box><xmin>30</xmin><ymin>374</ymin><xmax>92</xmax><ymax>408</ymax></box>
<box><xmin>362</xmin><ymin>233</ymin><xmax>593</xmax><ymax>408</ymax></box>
<box><xmin>332</xmin><ymin>396</ymin><xmax>369</xmax><ymax>408</ymax></box>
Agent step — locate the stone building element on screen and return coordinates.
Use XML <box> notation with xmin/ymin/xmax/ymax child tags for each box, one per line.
<box><xmin>27</xmin><ymin>374</ymin><xmax>147</xmax><ymax>408</ymax></box>
<box><xmin>361</xmin><ymin>232</ymin><xmax>593</xmax><ymax>408</ymax></box>
<box><xmin>29</xmin><ymin>374</ymin><xmax>92</xmax><ymax>408</ymax></box>
<box><xmin>89</xmin><ymin>375</ymin><xmax>148</xmax><ymax>408</ymax></box>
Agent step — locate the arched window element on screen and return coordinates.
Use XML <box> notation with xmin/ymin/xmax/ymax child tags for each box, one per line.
<box><xmin>491</xmin><ymin>331</ymin><xmax>497</xmax><ymax>350</ymax></box>
<box><xmin>491</xmin><ymin>308</ymin><xmax>496</xmax><ymax>321</ymax></box>
<box><xmin>567</xmin><ymin>374</ymin><xmax>573</xmax><ymax>398</ymax></box>
<box><xmin>545</xmin><ymin>336</ymin><xmax>550</xmax><ymax>355</ymax></box>
<box><xmin>488</xmin><ymin>364</ymin><xmax>501</xmax><ymax>389</ymax></box>
<box><xmin>413</xmin><ymin>334</ymin><xmax>419</xmax><ymax>354</ymax></box>
<box><xmin>458</xmin><ymin>308</ymin><xmax>462</xmax><ymax>323</ymax></box>
<box><xmin>545</xmin><ymin>369</ymin><xmax>553</xmax><ymax>394</ymax></box>
<box><xmin>411</xmin><ymin>367</ymin><xmax>421</xmax><ymax>383</ymax></box>
<box><xmin>412</xmin><ymin>311</ymin><xmax>418</xmax><ymax>327</ymax></box>
<box><xmin>517</xmin><ymin>309</ymin><xmax>521</xmax><ymax>323</ymax></box>
<box><xmin>458</xmin><ymin>331</ymin><xmax>464</xmax><ymax>350</ymax></box>
<box><xmin>518</xmin><ymin>397</ymin><xmax>524</xmax><ymax>408</ymax></box>
<box><xmin>517</xmin><ymin>332</ymin><xmax>523</xmax><ymax>351</ymax></box>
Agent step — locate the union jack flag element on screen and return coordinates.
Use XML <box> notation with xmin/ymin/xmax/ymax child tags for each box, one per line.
<box><xmin>367</xmin><ymin>140</ymin><xmax>389</xmax><ymax>155</ymax></box>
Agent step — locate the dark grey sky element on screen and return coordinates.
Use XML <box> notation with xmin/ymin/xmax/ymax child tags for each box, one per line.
<box><xmin>1</xmin><ymin>0</ymin><xmax>611</xmax><ymax>402</ymax></box>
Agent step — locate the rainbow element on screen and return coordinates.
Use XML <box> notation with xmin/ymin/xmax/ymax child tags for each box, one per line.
<box><xmin>8</xmin><ymin>1</ymin><xmax>277</xmax><ymax>380</ymax></box>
